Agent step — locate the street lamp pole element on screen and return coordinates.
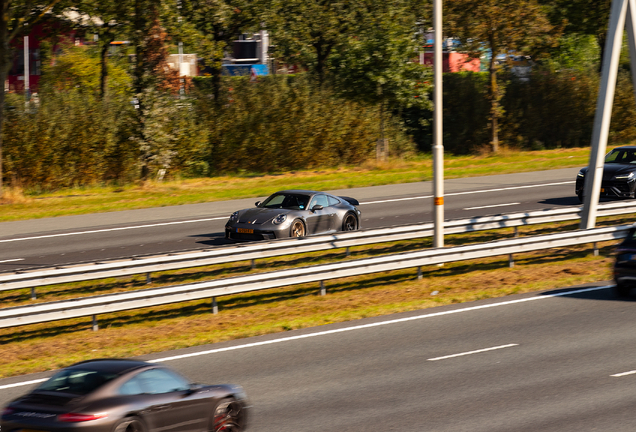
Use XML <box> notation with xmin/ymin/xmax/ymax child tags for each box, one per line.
<box><xmin>433</xmin><ymin>0</ymin><xmax>444</xmax><ymax>247</ymax></box>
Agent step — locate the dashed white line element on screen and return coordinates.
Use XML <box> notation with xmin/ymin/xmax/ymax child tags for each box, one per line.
<box><xmin>0</xmin><ymin>258</ymin><xmax>24</xmax><ymax>263</ymax></box>
<box><xmin>611</xmin><ymin>370</ymin><xmax>636</xmax><ymax>377</ymax></box>
<box><xmin>463</xmin><ymin>202</ymin><xmax>521</xmax><ymax>211</ymax></box>
<box><xmin>360</xmin><ymin>181</ymin><xmax>573</xmax><ymax>205</ymax></box>
<box><xmin>427</xmin><ymin>344</ymin><xmax>519</xmax><ymax>361</ymax></box>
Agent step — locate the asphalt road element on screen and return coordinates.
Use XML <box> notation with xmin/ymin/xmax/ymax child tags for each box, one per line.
<box><xmin>3</xmin><ymin>283</ymin><xmax>636</xmax><ymax>431</ymax></box>
<box><xmin>0</xmin><ymin>168</ymin><xmax>581</xmax><ymax>271</ymax></box>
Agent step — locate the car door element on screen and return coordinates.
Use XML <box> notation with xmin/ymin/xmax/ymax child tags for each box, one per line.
<box><xmin>305</xmin><ymin>195</ymin><xmax>330</xmax><ymax>235</ymax></box>
<box><xmin>120</xmin><ymin>368</ymin><xmax>208</xmax><ymax>432</ymax></box>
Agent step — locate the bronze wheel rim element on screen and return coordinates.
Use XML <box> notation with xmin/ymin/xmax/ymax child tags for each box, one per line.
<box><xmin>291</xmin><ymin>220</ymin><xmax>305</xmax><ymax>237</ymax></box>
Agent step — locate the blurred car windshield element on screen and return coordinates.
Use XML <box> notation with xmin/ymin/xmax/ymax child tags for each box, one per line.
<box><xmin>605</xmin><ymin>149</ymin><xmax>636</xmax><ymax>164</ymax></box>
<box><xmin>36</xmin><ymin>369</ymin><xmax>118</xmax><ymax>395</ymax></box>
<box><xmin>261</xmin><ymin>193</ymin><xmax>310</xmax><ymax>210</ymax></box>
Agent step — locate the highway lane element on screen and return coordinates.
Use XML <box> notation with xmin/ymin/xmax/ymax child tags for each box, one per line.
<box><xmin>0</xmin><ymin>168</ymin><xmax>581</xmax><ymax>271</ymax></box>
<box><xmin>3</xmin><ymin>283</ymin><xmax>636</xmax><ymax>431</ymax></box>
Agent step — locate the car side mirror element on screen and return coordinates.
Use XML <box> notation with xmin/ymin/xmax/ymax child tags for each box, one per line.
<box><xmin>255</xmin><ymin>201</ymin><xmax>261</xmax><ymax>207</ymax></box>
<box><xmin>312</xmin><ymin>205</ymin><xmax>323</xmax><ymax>212</ymax></box>
<box><xmin>186</xmin><ymin>383</ymin><xmax>204</xmax><ymax>395</ymax></box>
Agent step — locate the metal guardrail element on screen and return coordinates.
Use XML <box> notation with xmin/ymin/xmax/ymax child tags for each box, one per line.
<box><xmin>2</xmin><ymin>200</ymin><xmax>636</xmax><ymax>296</ymax></box>
<box><xmin>0</xmin><ymin>224</ymin><xmax>630</xmax><ymax>330</ymax></box>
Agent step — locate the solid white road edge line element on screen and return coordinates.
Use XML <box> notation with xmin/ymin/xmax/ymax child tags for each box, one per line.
<box><xmin>0</xmin><ymin>284</ymin><xmax>609</xmax><ymax>391</ymax></box>
<box><xmin>463</xmin><ymin>203</ymin><xmax>520</xmax><ymax>211</ymax></box>
<box><xmin>0</xmin><ymin>258</ymin><xmax>24</xmax><ymax>263</ymax></box>
<box><xmin>0</xmin><ymin>217</ymin><xmax>228</xmax><ymax>243</ymax></box>
<box><xmin>427</xmin><ymin>344</ymin><xmax>519</xmax><ymax>361</ymax></box>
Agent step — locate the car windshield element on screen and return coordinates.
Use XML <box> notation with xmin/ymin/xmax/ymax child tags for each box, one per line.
<box><xmin>260</xmin><ymin>193</ymin><xmax>310</xmax><ymax>210</ymax></box>
<box><xmin>35</xmin><ymin>369</ymin><xmax>118</xmax><ymax>395</ymax></box>
<box><xmin>605</xmin><ymin>149</ymin><xmax>636</xmax><ymax>164</ymax></box>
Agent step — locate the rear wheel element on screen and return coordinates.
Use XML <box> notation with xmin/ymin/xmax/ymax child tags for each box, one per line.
<box><xmin>212</xmin><ymin>398</ymin><xmax>243</xmax><ymax>432</ymax></box>
<box><xmin>290</xmin><ymin>219</ymin><xmax>305</xmax><ymax>237</ymax></box>
<box><xmin>342</xmin><ymin>213</ymin><xmax>358</xmax><ymax>231</ymax></box>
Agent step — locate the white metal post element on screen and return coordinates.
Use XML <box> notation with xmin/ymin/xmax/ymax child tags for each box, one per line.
<box><xmin>626</xmin><ymin>0</ymin><xmax>636</xmax><ymax>101</ymax></box>
<box><xmin>433</xmin><ymin>0</ymin><xmax>444</xmax><ymax>247</ymax></box>
<box><xmin>580</xmin><ymin>0</ymin><xmax>628</xmax><ymax>229</ymax></box>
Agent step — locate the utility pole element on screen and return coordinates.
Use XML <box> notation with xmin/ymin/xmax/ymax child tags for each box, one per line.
<box><xmin>433</xmin><ymin>0</ymin><xmax>444</xmax><ymax>247</ymax></box>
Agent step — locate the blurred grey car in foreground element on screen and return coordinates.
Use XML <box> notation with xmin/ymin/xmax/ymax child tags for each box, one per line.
<box><xmin>1</xmin><ymin>359</ymin><xmax>249</xmax><ymax>432</ymax></box>
<box><xmin>225</xmin><ymin>190</ymin><xmax>362</xmax><ymax>241</ymax></box>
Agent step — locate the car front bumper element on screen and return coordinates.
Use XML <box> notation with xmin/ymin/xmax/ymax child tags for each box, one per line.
<box><xmin>576</xmin><ymin>177</ymin><xmax>636</xmax><ymax>198</ymax></box>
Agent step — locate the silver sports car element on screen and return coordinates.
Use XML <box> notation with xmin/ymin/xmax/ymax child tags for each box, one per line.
<box><xmin>225</xmin><ymin>190</ymin><xmax>362</xmax><ymax>241</ymax></box>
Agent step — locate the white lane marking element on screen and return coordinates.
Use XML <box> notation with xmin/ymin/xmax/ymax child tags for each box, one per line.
<box><xmin>427</xmin><ymin>344</ymin><xmax>518</xmax><ymax>361</ymax></box>
<box><xmin>0</xmin><ymin>284</ymin><xmax>609</xmax><ymax>391</ymax></box>
<box><xmin>0</xmin><ymin>217</ymin><xmax>228</xmax><ymax>244</ymax></box>
<box><xmin>611</xmin><ymin>370</ymin><xmax>636</xmax><ymax>377</ymax></box>
<box><xmin>360</xmin><ymin>181</ymin><xmax>573</xmax><ymax>205</ymax></box>
<box><xmin>463</xmin><ymin>203</ymin><xmax>520</xmax><ymax>211</ymax></box>
<box><xmin>0</xmin><ymin>258</ymin><xmax>24</xmax><ymax>263</ymax></box>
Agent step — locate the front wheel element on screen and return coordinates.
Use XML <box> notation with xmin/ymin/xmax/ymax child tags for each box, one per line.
<box><xmin>290</xmin><ymin>219</ymin><xmax>305</xmax><ymax>237</ymax></box>
<box><xmin>113</xmin><ymin>417</ymin><xmax>146</xmax><ymax>432</ymax></box>
<box><xmin>342</xmin><ymin>213</ymin><xmax>358</xmax><ymax>231</ymax></box>
<box><xmin>577</xmin><ymin>192</ymin><xmax>584</xmax><ymax>203</ymax></box>
<box><xmin>212</xmin><ymin>398</ymin><xmax>243</xmax><ymax>432</ymax></box>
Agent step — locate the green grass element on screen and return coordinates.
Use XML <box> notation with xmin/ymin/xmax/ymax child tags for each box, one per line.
<box><xmin>0</xmin><ymin>147</ymin><xmax>590</xmax><ymax>222</ymax></box>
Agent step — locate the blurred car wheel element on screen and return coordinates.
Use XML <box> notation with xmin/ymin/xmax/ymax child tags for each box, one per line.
<box><xmin>343</xmin><ymin>213</ymin><xmax>357</xmax><ymax>231</ymax></box>
<box><xmin>290</xmin><ymin>219</ymin><xmax>305</xmax><ymax>237</ymax></box>
<box><xmin>212</xmin><ymin>398</ymin><xmax>243</xmax><ymax>432</ymax></box>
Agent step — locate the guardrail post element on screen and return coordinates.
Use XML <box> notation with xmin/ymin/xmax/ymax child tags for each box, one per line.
<box><xmin>594</xmin><ymin>242</ymin><xmax>599</xmax><ymax>256</ymax></box>
<box><xmin>251</xmin><ymin>259</ymin><xmax>256</xmax><ymax>270</ymax></box>
<box><xmin>320</xmin><ymin>281</ymin><xmax>326</xmax><ymax>296</ymax></box>
<box><xmin>346</xmin><ymin>247</ymin><xmax>350</xmax><ymax>257</ymax></box>
<box><xmin>508</xmin><ymin>254</ymin><xmax>514</xmax><ymax>268</ymax></box>
<box><xmin>514</xmin><ymin>227</ymin><xmax>519</xmax><ymax>237</ymax></box>
<box><xmin>211</xmin><ymin>297</ymin><xmax>218</xmax><ymax>314</ymax></box>
<box><xmin>146</xmin><ymin>273</ymin><xmax>152</xmax><ymax>284</ymax></box>
<box><xmin>31</xmin><ymin>287</ymin><xmax>36</xmax><ymax>300</ymax></box>
<box><xmin>92</xmin><ymin>315</ymin><xmax>98</xmax><ymax>331</ymax></box>
<box><xmin>417</xmin><ymin>266</ymin><xmax>423</xmax><ymax>280</ymax></box>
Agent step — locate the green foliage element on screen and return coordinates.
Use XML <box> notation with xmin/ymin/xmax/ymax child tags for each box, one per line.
<box><xmin>196</xmin><ymin>75</ymin><xmax>415</xmax><ymax>173</ymax></box>
<box><xmin>39</xmin><ymin>43</ymin><xmax>132</xmax><ymax>96</ymax></box>
<box><xmin>3</xmin><ymin>90</ymin><xmax>138</xmax><ymax>189</ymax></box>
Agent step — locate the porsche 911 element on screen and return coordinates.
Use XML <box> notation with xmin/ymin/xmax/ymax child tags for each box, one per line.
<box><xmin>225</xmin><ymin>190</ymin><xmax>361</xmax><ymax>241</ymax></box>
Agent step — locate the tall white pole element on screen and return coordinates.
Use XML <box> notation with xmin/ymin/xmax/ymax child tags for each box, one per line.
<box><xmin>580</xmin><ymin>0</ymin><xmax>628</xmax><ymax>229</ymax></box>
<box><xmin>433</xmin><ymin>0</ymin><xmax>444</xmax><ymax>247</ymax></box>
<box><xmin>24</xmin><ymin>35</ymin><xmax>30</xmax><ymax>102</ymax></box>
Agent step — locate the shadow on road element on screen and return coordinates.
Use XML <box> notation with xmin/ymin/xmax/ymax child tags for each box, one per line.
<box><xmin>190</xmin><ymin>232</ymin><xmax>236</xmax><ymax>247</ymax></box>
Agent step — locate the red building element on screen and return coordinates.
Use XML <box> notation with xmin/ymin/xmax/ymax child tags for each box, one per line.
<box><xmin>419</xmin><ymin>51</ymin><xmax>481</xmax><ymax>73</ymax></box>
<box><xmin>7</xmin><ymin>21</ymin><xmax>86</xmax><ymax>93</ymax></box>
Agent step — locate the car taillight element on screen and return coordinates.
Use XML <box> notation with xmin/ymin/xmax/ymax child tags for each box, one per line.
<box><xmin>58</xmin><ymin>412</ymin><xmax>108</xmax><ymax>422</ymax></box>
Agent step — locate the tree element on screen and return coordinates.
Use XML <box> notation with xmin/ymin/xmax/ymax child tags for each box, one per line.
<box><xmin>68</xmin><ymin>0</ymin><xmax>135</xmax><ymax>99</ymax></box>
<box><xmin>0</xmin><ymin>0</ymin><xmax>64</xmax><ymax>197</ymax></box>
<box><xmin>265</xmin><ymin>0</ymin><xmax>364</xmax><ymax>86</ymax></box>
<box><xmin>174</xmin><ymin>0</ymin><xmax>260</xmax><ymax>104</ymax></box>
<box><xmin>541</xmin><ymin>0</ymin><xmax>610</xmax><ymax>69</ymax></box>
<box><xmin>331</xmin><ymin>1</ymin><xmax>432</xmax><ymax>141</ymax></box>
<box><xmin>445</xmin><ymin>0</ymin><xmax>560</xmax><ymax>152</ymax></box>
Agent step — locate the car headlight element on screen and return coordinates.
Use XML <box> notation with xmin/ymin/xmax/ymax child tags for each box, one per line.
<box><xmin>614</xmin><ymin>172</ymin><xmax>635</xmax><ymax>180</ymax></box>
<box><xmin>229</xmin><ymin>211</ymin><xmax>239</xmax><ymax>222</ymax></box>
<box><xmin>273</xmin><ymin>214</ymin><xmax>287</xmax><ymax>225</ymax></box>
<box><xmin>577</xmin><ymin>171</ymin><xmax>585</xmax><ymax>178</ymax></box>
